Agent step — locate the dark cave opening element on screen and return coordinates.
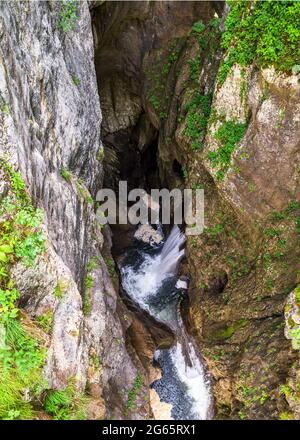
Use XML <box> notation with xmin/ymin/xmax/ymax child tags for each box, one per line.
<box><xmin>102</xmin><ymin>117</ymin><xmax>161</xmax><ymax>195</ymax></box>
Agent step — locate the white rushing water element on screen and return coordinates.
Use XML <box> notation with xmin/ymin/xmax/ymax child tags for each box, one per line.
<box><xmin>120</xmin><ymin>225</ymin><xmax>212</xmax><ymax>420</ymax></box>
<box><xmin>154</xmin><ymin>342</ymin><xmax>211</xmax><ymax>420</ymax></box>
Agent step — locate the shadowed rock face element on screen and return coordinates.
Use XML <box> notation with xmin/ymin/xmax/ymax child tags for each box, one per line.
<box><xmin>91</xmin><ymin>0</ymin><xmax>221</xmax><ymax>191</ymax></box>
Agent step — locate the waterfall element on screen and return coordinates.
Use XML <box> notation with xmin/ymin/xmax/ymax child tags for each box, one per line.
<box><xmin>158</xmin><ymin>226</ymin><xmax>186</xmax><ymax>279</ymax></box>
<box><xmin>119</xmin><ymin>223</ymin><xmax>212</xmax><ymax>420</ymax></box>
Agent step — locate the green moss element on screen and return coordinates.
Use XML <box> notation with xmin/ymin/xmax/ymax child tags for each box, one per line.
<box><xmin>238</xmin><ymin>411</ymin><xmax>246</xmax><ymax>420</ymax></box>
<box><xmin>76</xmin><ymin>178</ymin><xmax>93</xmax><ymax>205</ymax></box>
<box><xmin>288</xmin><ymin>326</ymin><xmax>300</xmax><ymax>350</ymax></box>
<box><xmin>279</xmin><ymin>411</ymin><xmax>294</xmax><ymax>420</ymax></box>
<box><xmin>84</xmin><ymin>274</ymin><xmax>94</xmax><ymax>290</ymax></box>
<box><xmin>208</xmin><ymin>120</ymin><xmax>247</xmax><ymax>180</ymax></box>
<box><xmin>82</xmin><ymin>257</ymin><xmax>99</xmax><ymax>317</ymax></box>
<box><xmin>71</xmin><ymin>76</ymin><xmax>80</xmax><ymax>87</ymax></box>
<box><xmin>236</xmin><ymin>382</ymin><xmax>268</xmax><ymax>408</ymax></box>
<box><xmin>280</xmin><ymin>384</ymin><xmax>293</xmax><ymax>399</ymax></box>
<box><xmin>104</xmin><ymin>257</ymin><xmax>116</xmax><ymax>278</ymax></box>
<box><xmin>204</xmin><ymin>223</ymin><xmax>224</xmax><ymax>238</ymax></box>
<box><xmin>60</xmin><ymin>168</ymin><xmax>72</xmax><ymax>182</ymax></box>
<box><xmin>83</xmin><ymin>293</ymin><xmax>91</xmax><ymax>316</ymax></box>
<box><xmin>218</xmin><ymin>0</ymin><xmax>300</xmax><ymax>85</ymax></box>
<box><xmin>270</xmin><ymin>200</ymin><xmax>300</xmax><ymax>236</ymax></box>
<box><xmin>1</xmin><ymin>102</ymin><xmax>9</xmax><ymax>116</ymax></box>
<box><xmin>265</xmin><ymin>277</ymin><xmax>274</xmax><ymax>292</ymax></box>
<box><xmin>187</xmin><ymin>57</ymin><xmax>201</xmax><ymax>81</ymax></box>
<box><xmin>215</xmin><ymin>319</ymin><xmax>247</xmax><ymax>340</ymax></box>
<box><xmin>90</xmin><ymin>353</ymin><xmax>101</xmax><ymax>370</ymax></box>
<box><xmin>189</xmin><ymin>20</ymin><xmax>207</xmax><ymax>75</ymax></box>
<box><xmin>239</xmin><ymin>70</ymin><xmax>249</xmax><ymax>103</ymax></box>
<box><xmin>96</xmin><ymin>148</ymin><xmax>104</xmax><ymax>161</ymax></box>
<box><xmin>146</xmin><ymin>39</ymin><xmax>182</xmax><ymax>120</ymax></box>
<box><xmin>86</xmin><ymin>257</ymin><xmax>99</xmax><ymax>272</ymax></box>
<box><xmin>211</xmin><ymin>349</ymin><xmax>225</xmax><ymax>362</ymax></box>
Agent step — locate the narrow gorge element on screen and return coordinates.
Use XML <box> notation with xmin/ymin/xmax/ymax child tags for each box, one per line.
<box><xmin>0</xmin><ymin>0</ymin><xmax>299</xmax><ymax>422</ymax></box>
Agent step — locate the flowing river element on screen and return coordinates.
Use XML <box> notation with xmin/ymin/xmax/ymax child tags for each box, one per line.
<box><xmin>119</xmin><ymin>225</ymin><xmax>212</xmax><ymax>420</ymax></box>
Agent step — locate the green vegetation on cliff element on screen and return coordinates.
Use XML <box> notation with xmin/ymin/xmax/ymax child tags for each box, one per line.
<box><xmin>44</xmin><ymin>382</ymin><xmax>88</xmax><ymax>420</ymax></box>
<box><xmin>59</xmin><ymin>0</ymin><xmax>78</xmax><ymax>33</ymax></box>
<box><xmin>147</xmin><ymin>39</ymin><xmax>182</xmax><ymax>121</ymax></box>
<box><xmin>218</xmin><ymin>0</ymin><xmax>300</xmax><ymax>84</ymax></box>
<box><xmin>0</xmin><ymin>159</ymin><xmax>46</xmax><ymax>419</ymax></box>
<box><xmin>184</xmin><ymin>93</ymin><xmax>212</xmax><ymax>151</ymax></box>
<box><xmin>125</xmin><ymin>373</ymin><xmax>143</xmax><ymax>414</ymax></box>
<box><xmin>208</xmin><ymin>120</ymin><xmax>247</xmax><ymax>180</ymax></box>
<box><xmin>183</xmin><ymin>19</ymin><xmax>221</xmax><ymax>151</ymax></box>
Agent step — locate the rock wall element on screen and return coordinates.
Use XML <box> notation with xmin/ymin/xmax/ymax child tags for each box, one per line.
<box><xmin>0</xmin><ymin>0</ymin><xmax>150</xmax><ymax>419</ymax></box>
<box><xmin>147</xmin><ymin>4</ymin><xmax>300</xmax><ymax>420</ymax></box>
<box><xmin>91</xmin><ymin>0</ymin><xmax>300</xmax><ymax>420</ymax></box>
<box><xmin>185</xmin><ymin>63</ymin><xmax>300</xmax><ymax>419</ymax></box>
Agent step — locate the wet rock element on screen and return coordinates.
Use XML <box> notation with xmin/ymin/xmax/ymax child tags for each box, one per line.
<box><xmin>134</xmin><ymin>224</ymin><xmax>163</xmax><ymax>246</ymax></box>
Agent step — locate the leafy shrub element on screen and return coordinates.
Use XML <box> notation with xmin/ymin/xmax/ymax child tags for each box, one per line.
<box><xmin>218</xmin><ymin>0</ymin><xmax>300</xmax><ymax>84</ymax></box>
<box><xmin>184</xmin><ymin>93</ymin><xmax>212</xmax><ymax>150</ymax></box>
<box><xmin>0</xmin><ymin>288</ymin><xmax>19</xmax><ymax>321</ymax></box>
<box><xmin>208</xmin><ymin>120</ymin><xmax>247</xmax><ymax>180</ymax></box>
<box><xmin>192</xmin><ymin>21</ymin><xmax>206</xmax><ymax>35</ymax></box>
<box><xmin>59</xmin><ymin>0</ymin><xmax>78</xmax><ymax>33</ymax></box>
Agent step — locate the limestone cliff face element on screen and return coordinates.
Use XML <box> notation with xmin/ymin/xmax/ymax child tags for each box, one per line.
<box><xmin>151</xmin><ymin>8</ymin><xmax>300</xmax><ymax>420</ymax></box>
<box><xmin>0</xmin><ymin>0</ymin><xmax>150</xmax><ymax>419</ymax></box>
<box><xmin>185</xmin><ymin>64</ymin><xmax>300</xmax><ymax>420</ymax></box>
<box><xmin>91</xmin><ymin>0</ymin><xmax>300</xmax><ymax>420</ymax></box>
